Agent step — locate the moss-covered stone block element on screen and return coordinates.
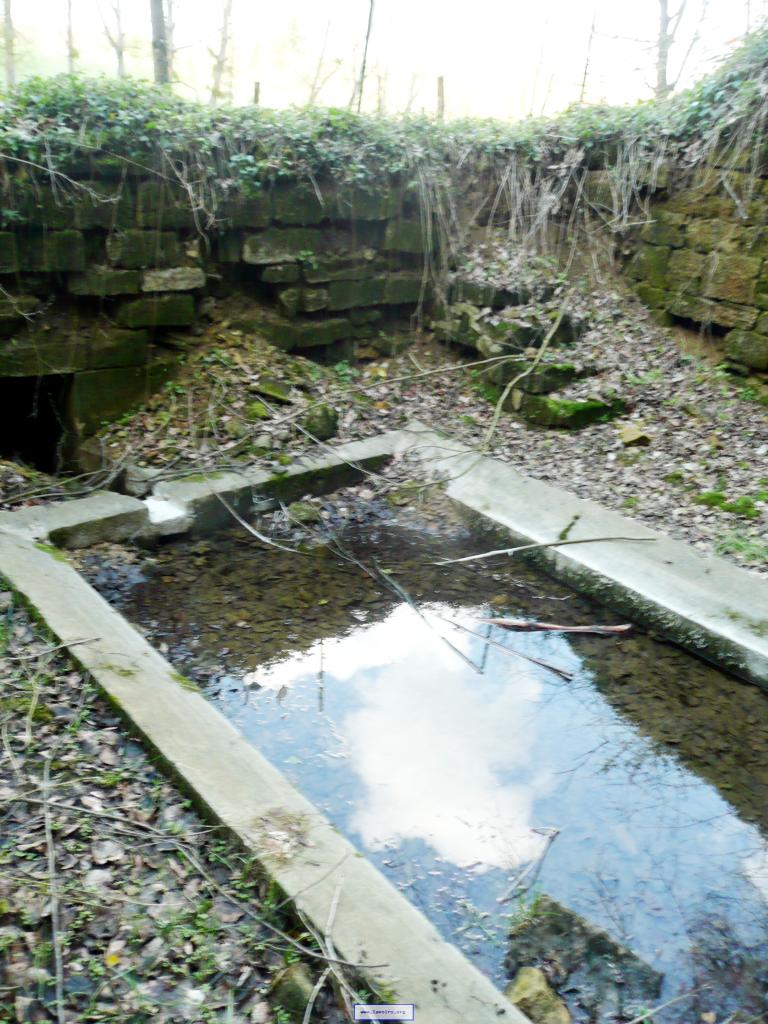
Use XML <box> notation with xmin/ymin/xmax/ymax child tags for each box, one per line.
<box><xmin>516</xmin><ymin>393</ymin><xmax>626</xmax><ymax>428</ymax></box>
<box><xmin>634</xmin><ymin>282</ymin><xmax>668</xmax><ymax>308</ymax></box>
<box><xmin>218</xmin><ymin>194</ymin><xmax>272</xmax><ymax>228</ymax></box>
<box><xmin>269</xmin><ymin>964</ymin><xmax>316</xmax><ymax>1019</ymax></box>
<box><xmin>87</xmin><ymin>328</ymin><xmax>150</xmax><ymax>369</ymax></box>
<box><xmin>142</xmin><ymin>267</ymin><xmax>206</xmax><ymax>291</ymax></box>
<box><xmin>724</xmin><ymin>329</ymin><xmax>768</xmax><ymax>370</ymax></box>
<box><xmin>106</xmin><ymin>230</ymin><xmax>180</xmax><ymax>269</ymax></box>
<box><xmin>686</xmin><ymin>218</ymin><xmax>742</xmax><ymax>253</ymax></box>
<box><xmin>0</xmin><ymin>294</ymin><xmax>41</xmax><ymax>337</ymax></box>
<box><xmin>383</xmin><ymin>219</ymin><xmax>431</xmax><ymax>253</ymax></box>
<box><xmin>302</xmin><ymin>403</ymin><xmax>339</xmax><ymax>440</ymax></box>
<box><xmin>668</xmin><ymin>293</ymin><xmax>758</xmax><ymax>329</ymax></box>
<box><xmin>451</xmin><ymin>279</ymin><xmax>527</xmax><ymax>307</ymax></box>
<box><xmin>277</xmin><ymin>286</ymin><xmax>329</xmax><ymax>316</ymax></box>
<box><xmin>0</xmin><ymin>232</ymin><xmax>18</xmax><ymax>273</ymax></box>
<box><xmin>303</xmin><ymin>253</ymin><xmax>378</xmax><ymax>284</ymax></box>
<box><xmin>702</xmin><ymin>253</ymin><xmax>761</xmax><ymax>305</ymax></box>
<box><xmin>273</xmin><ymin>182</ymin><xmax>328</xmax><ymax>225</ymax></box>
<box><xmin>116</xmin><ymin>294</ymin><xmax>195</xmax><ymax>328</ymax></box>
<box><xmin>244</xmin><ymin>307</ymin><xmax>352</xmax><ymax>351</ymax></box>
<box><xmin>262</xmin><ymin>263</ymin><xmax>300</xmax><ymax>284</ymax></box>
<box><xmin>75</xmin><ymin>187</ymin><xmax>135</xmax><ymax>230</ymax></box>
<box><xmin>640</xmin><ymin>212</ymin><xmax>686</xmax><ymax>247</ymax></box>
<box><xmin>626</xmin><ymin>244</ymin><xmax>670</xmax><ymax>287</ymax></box>
<box><xmin>242</xmin><ymin>228</ymin><xmax>324</xmax><ymax>265</ymax></box>
<box><xmin>333</xmin><ymin>185</ymin><xmax>399</xmax><ymax>220</ymax></box>
<box><xmin>67</xmin><ymin>366</ymin><xmax>151</xmax><ymax>436</ymax></box>
<box><xmin>18</xmin><ymin>230</ymin><xmax>86</xmax><ymax>272</ymax></box>
<box><xmin>667</xmin><ymin>249</ymin><xmax>705</xmax><ymax>292</ymax></box>
<box><xmin>328</xmin><ymin>277</ymin><xmax>387</xmax><ymax>310</ymax></box>
<box><xmin>385</xmin><ymin>272</ymin><xmax>424</xmax><ymax>304</ymax></box>
<box><xmin>136</xmin><ymin>181</ymin><xmax>197</xmax><ymax>229</ymax></box>
<box><xmin>68</xmin><ymin>266</ymin><xmax>141</xmax><ymax>296</ymax></box>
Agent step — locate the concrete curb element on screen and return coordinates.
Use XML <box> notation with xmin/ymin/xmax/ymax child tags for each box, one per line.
<box><xmin>396</xmin><ymin>421</ymin><xmax>768</xmax><ymax>689</ymax></box>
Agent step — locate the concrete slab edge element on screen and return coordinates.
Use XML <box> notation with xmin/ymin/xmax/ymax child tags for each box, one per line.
<box><xmin>396</xmin><ymin>421</ymin><xmax>768</xmax><ymax>689</ymax></box>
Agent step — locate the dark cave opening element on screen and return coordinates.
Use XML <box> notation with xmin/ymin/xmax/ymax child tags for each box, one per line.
<box><xmin>0</xmin><ymin>374</ymin><xmax>72</xmax><ymax>474</ymax></box>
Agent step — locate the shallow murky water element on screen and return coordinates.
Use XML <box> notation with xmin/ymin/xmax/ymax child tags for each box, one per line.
<box><xmin>90</xmin><ymin>500</ymin><xmax>768</xmax><ymax>1022</ymax></box>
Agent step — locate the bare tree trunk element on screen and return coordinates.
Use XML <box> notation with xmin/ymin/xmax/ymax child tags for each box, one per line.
<box><xmin>103</xmin><ymin>1</ymin><xmax>126</xmax><ymax>78</ymax></box>
<box><xmin>579</xmin><ymin>12</ymin><xmax>596</xmax><ymax>103</ymax></box>
<box><xmin>209</xmin><ymin>0</ymin><xmax>234</xmax><ymax>105</ymax></box>
<box><xmin>656</xmin><ymin>0</ymin><xmax>671</xmax><ymax>97</ymax></box>
<box><xmin>355</xmin><ymin>0</ymin><xmax>374</xmax><ymax>113</ymax></box>
<box><xmin>436</xmin><ymin>76</ymin><xmax>444</xmax><ymax>120</ymax></box>
<box><xmin>3</xmin><ymin>0</ymin><xmax>15</xmax><ymax>89</ymax></box>
<box><xmin>307</xmin><ymin>19</ymin><xmax>336</xmax><ymax>105</ymax></box>
<box><xmin>66</xmin><ymin>0</ymin><xmax>76</xmax><ymax>73</ymax></box>
<box><xmin>165</xmin><ymin>0</ymin><xmax>175</xmax><ymax>80</ymax></box>
<box><xmin>150</xmin><ymin>0</ymin><xmax>170</xmax><ymax>85</ymax></box>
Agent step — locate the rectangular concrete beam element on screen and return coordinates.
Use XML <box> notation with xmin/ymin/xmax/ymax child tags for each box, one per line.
<box><xmin>396</xmin><ymin>421</ymin><xmax>768</xmax><ymax>688</ymax></box>
<box><xmin>0</xmin><ymin>491</ymin><xmax>148</xmax><ymax>548</ymax></box>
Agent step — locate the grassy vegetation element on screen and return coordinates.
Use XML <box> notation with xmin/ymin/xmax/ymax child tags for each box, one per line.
<box><xmin>1</xmin><ymin>25</ymin><xmax>768</xmax><ymax>214</ymax></box>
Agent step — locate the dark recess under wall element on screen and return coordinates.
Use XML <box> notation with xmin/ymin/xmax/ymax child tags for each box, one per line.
<box><xmin>0</xmin><ymin>374</ymin><xmax>72</xmax><ymax>473</ymax></box>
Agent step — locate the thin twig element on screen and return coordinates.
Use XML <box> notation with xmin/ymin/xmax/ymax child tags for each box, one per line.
<box><xmin>8</xmin><ymin>637</ymin><xmax>100</xmax><ymax>661</ymax></box>
<box><xmin>622</xmin><ymin>985</ymin><xmax>711</xmax><ymax>1024</ymax></box>
<box><xmin>42</xmin><ymin>759</ymin><xmax>66</xmax><ymax>1024</ymax></box>
<box><xmin>436</xmin><ymin>534</ymin><xmax>655</xmax><ymax>566</ymax></box>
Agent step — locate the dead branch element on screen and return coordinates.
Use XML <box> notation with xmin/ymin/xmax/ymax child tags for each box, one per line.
<box><xmin>436</xmin><ymin>535</ymin><xmax>655</xmax><ymax>567</ymax></box>
<box><xmin>479</xmin><ymin>619</ymin><xmax>631</xmax><ymax>636</ymax></box>
<box><xmin>438</xmin><ymin>616</ymin><xmax>574</xmax><ymax>681</ymax></box>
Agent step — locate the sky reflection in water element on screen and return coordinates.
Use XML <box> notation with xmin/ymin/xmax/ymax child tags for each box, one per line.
<box><xmin>210</xmin><ymin>600</ymin><xmax>768</xmax><ymax>1008</ymax></box>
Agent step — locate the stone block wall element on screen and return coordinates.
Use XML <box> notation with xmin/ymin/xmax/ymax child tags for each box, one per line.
<box><xmin>0</xmin><ymin>170</ymin><xmax>430</xmax><ymax>459</ymax></box>
<box><xmin>624</xmin><ymin>166</ymin><xmax>768</xmax><ymax>372</ymax></box>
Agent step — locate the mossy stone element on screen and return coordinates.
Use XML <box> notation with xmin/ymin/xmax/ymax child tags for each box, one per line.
<box><xmin>302</xmin><ymin>403</ymin><xmax>339</xmax><ymax>440</ymax></box>
<box><xmin>273</xmin><ymin>182</ymin><xmax>328</xmax><ymax>225</ymax></box>
<box><xmin>667</xmin><ymin>249</ymin><xmax>705</xmax><ymax>292</ymax></box>
<box><xmin>667</xmin><ymin>294</ymin><xmax>757</xmax><ymax>330</ymax></box>
<box><xmin>517</xmin><ymin>393</ymin><xmax>626</xmax><ymax>428</ymax></box>
<box><xmin>0</xmin><ymin>232</ymin><xmax>19</xmax><ymax>273</ymax></box>
<box><xmin>383</xmin><ymin>219</ymin><xmax>431</xmax><ymax>253</ymax></box>
<box><xmin>626</xmin><ymin>244</ymin><xmax>670</xmax><ymax>287</ymax></box>
<box><xmin>640</xmin><ymin>212</ymin><xmax>685</xmax><ymax>247</ymax></box>
<box><xmin>68</xmin><ymin>267</ymin><xmax>141</xmax><ymax>296</ymax></box>
<box><xmin>634</xmin><ymin>283</ymin><xmax>668</xmax><ymax>308</ymax></box>
<box><xmin>106</xmin><ymin>230</ymin><xmax>180</xmax><ymax>269</ymax></box>
<box><xmin>245</xmin><ymin>400</ymin><xmax>269</xmax><ymax>420</ymax></box>
<box><xmin>686</xmin><ymin>218</ymin><xmax>742</xmax><ymax>253</ymax></box>
<box><xmin>724</xmin><ymin>329</ymin><xmax>768</xmax><ymax>370</ymax></box>
<box><xmin>116</xmin><ymin>294</ymin><xmax>195</xmax><ymax>328</ymax></box>
<box><xmin>242</xmin><ymin>228</ymin><xmax>324</xmax><ymax>265</ymax></box>
<box><xmin>262</xmin><ymin>263</ymin><xmax>300</xmax><ymax>284</ymax></box>
<box><xmin>504</xmin><ymin>967</ymin><xmax>570</xmax><ymax>1024</ymax></box>
<box><xmin>703</xmin><ymin>253</ymin><xmax>761</xmax><ymax>305</ymax></box>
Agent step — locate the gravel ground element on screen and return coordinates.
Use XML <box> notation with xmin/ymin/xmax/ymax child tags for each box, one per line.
<box><xmin>0</xmin><ymin>591</ymin><xmax>347</xmax><ymax>1024</ymax></box>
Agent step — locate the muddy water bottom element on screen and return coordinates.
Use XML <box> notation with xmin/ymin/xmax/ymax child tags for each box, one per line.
<box><xmin>86</xmin><ymin>500</ymin><xmax>768</xmax><ymax>1022</ymax></box>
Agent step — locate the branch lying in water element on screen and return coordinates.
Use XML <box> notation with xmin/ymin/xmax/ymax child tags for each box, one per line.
<box><xmin>480</xmin><ymin>619</ymin><xmax>632</xmax><ymax>636</ymax></box>
<box><xmin>435</xmin><ymin>535</ymin><xmax>656</xmax><ymax>566</ymax></box>
<box><xmin>437</xmin><ymin>616</ymin><xmax>574</xmax><ymax>681</ymax></box>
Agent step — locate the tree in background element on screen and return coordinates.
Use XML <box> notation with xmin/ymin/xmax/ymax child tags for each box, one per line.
<box><xmin>102</xmin><ymin>1</ymin><xmax>126</xmax><ymax>78</ymax></box>
<box><xmin>655</xmin><ymin>0</ymin><xmax>709</xmax><ymax>98</ymax></box>
<box><xmin>209</xmin><ymin>0</ymin><xmax>234</xmax><ymax>105</ymax></box>
<box><xmin>66</xmin><ymin>0</ymin><xmax>76</xmax><ymax>73</ymax></box>
<box><xmin>165</xmin><ymin>0</ymin><xmax>176</xmax><ymax>81</ymax></box>
<box><xmin>3</xmin><ymin>0</ymin><xmax>14</xmax><ymax>88</ymax></box>
<box><xmin>353</xmin><ymin>0</ymin><xmax>374</xmax><ymax>112</ymax></box>
<box><xmin>150</xmin><ymin>0</ymin><xmax>170</xmax><ymax>84</ymax></box>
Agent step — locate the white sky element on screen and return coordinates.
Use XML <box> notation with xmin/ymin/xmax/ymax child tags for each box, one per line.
<box><xmin>13</xmin><ymin>0</ymin><xmax>768</xmax><ymax>118</ymax></box>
